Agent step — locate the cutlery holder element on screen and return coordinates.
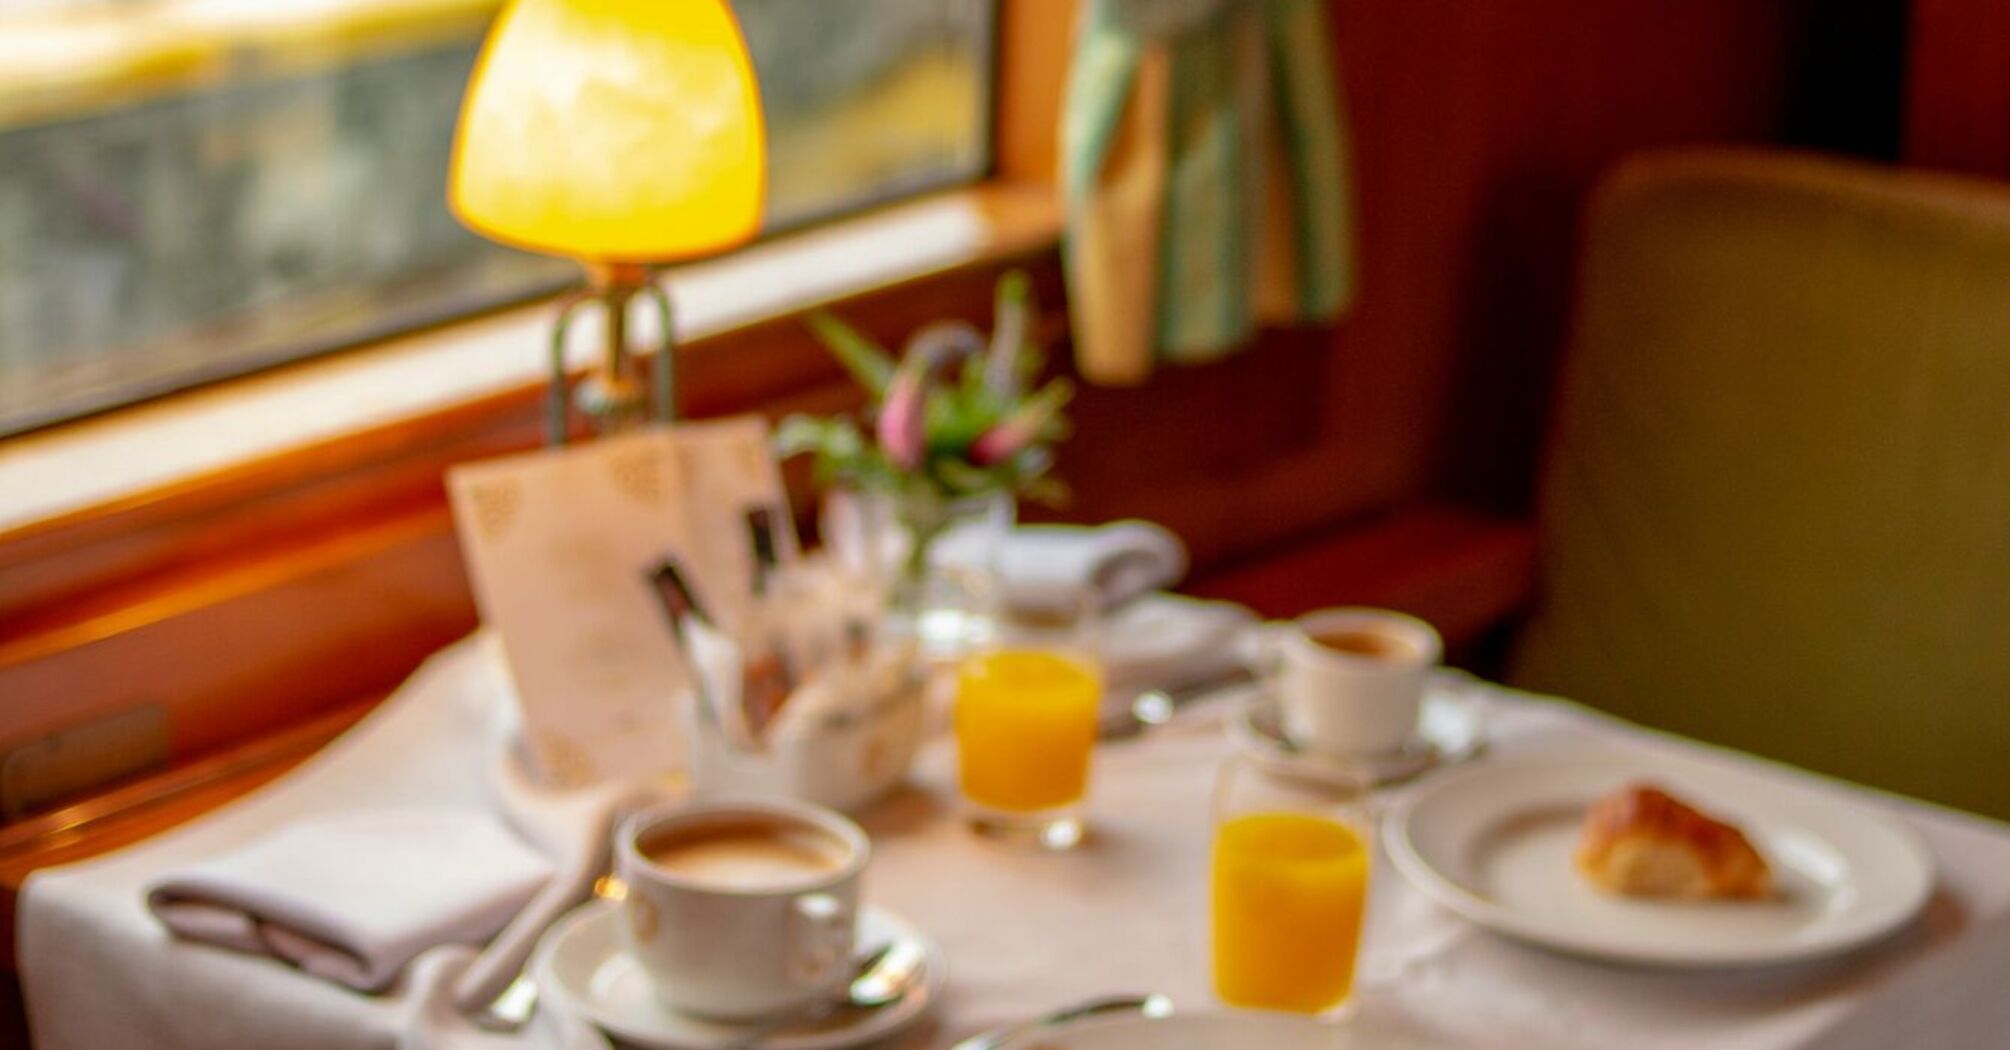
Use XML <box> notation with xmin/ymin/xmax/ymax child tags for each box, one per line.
<box><xmin>683</xmin><ymin>645</ymin><xmax>927</xmax><ymax>814</ymax></box>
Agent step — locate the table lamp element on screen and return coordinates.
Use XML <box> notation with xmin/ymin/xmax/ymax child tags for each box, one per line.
<box><xmin>449</xmin><ymin>0</ymin><xmax>766</xmax><ymax>444</ymax></box>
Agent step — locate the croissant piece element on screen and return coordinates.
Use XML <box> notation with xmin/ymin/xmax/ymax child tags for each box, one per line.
<box><xmin>1575</xmin><ymin>783</ymin><xmax>1772</xmax><ymax>900</ymax></box>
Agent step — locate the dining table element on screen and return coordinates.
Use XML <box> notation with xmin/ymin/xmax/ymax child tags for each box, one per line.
<box><xmin>19</xmin><ymin>632</ymin><xmax>2010</xmax><ymax>1050</ymax></box>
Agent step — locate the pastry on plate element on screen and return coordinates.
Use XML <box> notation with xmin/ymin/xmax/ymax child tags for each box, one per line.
<box><xmin>1575</xmin><ymin>783</ymin><xmax>1772</xmax><ymax>900</ymax></box>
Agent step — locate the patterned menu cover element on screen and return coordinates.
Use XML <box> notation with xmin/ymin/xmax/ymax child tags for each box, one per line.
<box><xmin>446</xmin><ymin>420</ymin><xmax>798</xmax><ymax>788</ymax></box>
<box><xmin>670</xmin><ymin>415</ymin><xmax>801</xmax><ymax>636</ymax></box>
<box><xmin>448</xmin><ymin>429</ymin><xmax>690</xmax><ymax>787</ymax></box>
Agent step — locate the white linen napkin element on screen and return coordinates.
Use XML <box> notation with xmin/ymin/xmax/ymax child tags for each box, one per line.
<box><xmin>146</xmin><ymin>809</ymin><xmax>552</xmax><ymax>993</ymax></box>
<box><xmin>936</xmin><ymin>519</ymin><xmax>1189</xmax><ymax>614</ymax></box>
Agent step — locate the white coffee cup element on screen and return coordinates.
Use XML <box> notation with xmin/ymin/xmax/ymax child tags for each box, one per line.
<box><xmin>615</xmin><ymin>797</ymin><xmax>867</xmax><ymax>1021</ymax></box>
<box><xmin>1272</xmin><ymin>607</ymin><xmax>1442</xmax><ymax>756</ymax></box>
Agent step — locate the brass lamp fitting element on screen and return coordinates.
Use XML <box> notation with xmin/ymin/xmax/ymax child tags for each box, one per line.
<box><xmin>545</xmin><ymin>261</ymin><xmax>677</xmax><ymax>445</ymax></box>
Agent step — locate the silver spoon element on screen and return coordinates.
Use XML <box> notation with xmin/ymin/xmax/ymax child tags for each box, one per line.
<box><xmin>721</xmin><ymin>938</ymin><xmax>929</xmax><ymax>1049</ymax></box>
<box><xmin>949</xmin><ymin>993</ymin><xmax>1175</xmax><ymax>1050</ymax></box>
<box><xmin>460</xmin><ymin>799</ymin><xmax>650</xmax><ymax>1033</ymax></box>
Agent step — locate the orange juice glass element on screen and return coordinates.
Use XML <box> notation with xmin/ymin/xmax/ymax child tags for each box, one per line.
<box><xmin>954</xmin><ymin>647</ymin><xmax>1101</xmax><ymax>849</ymax></box>
<box><xmin>1210</xmin><ymin>758</ymin><xmax>1372</xmax><ymax>1014</ymax></box>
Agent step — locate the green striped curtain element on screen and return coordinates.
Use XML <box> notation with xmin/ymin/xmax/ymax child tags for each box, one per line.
<box><xmin>1061</xmin><ymin>0</ymin><xmax>1356</xmax><ymax>384</ymax></box>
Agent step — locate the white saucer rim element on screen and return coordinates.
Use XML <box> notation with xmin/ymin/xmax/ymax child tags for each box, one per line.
<box><xmin>1227</xmin><ymin>685</ymin><xmax>1486</xmax><ymax>782</ymax></box>
<box><xmin>1242</xmin><ymin>700</ymin><xmax>1444</xmax><ymax>762</ymax></box>
<box><xmin>533</xmin><ymin>900</ymin><xmax>943</xmax><ymax>1050</ymax></box>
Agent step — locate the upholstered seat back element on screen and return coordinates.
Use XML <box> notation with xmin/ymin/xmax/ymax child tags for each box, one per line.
<box><xmin>1510</xmin><ymin>151</ymin><xmax>2010</xmax><ymax>819</ymax></box>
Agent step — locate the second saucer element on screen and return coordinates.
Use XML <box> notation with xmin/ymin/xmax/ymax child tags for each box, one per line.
<box><xmin>1228</xmin><ymin>683</ymin><xmax>1486</xmax><ymax>788</ymax></box>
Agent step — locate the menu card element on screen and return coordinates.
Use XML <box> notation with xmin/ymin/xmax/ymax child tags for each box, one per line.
<box><xmin>446</xmin><ymin>420</ymin><xmax>795</xmax><ymax>789</ymax></box>
<box><xmin>671</xmin><ymin>415</ymin><xmax>801</xmax><ymax>635</ymax></box>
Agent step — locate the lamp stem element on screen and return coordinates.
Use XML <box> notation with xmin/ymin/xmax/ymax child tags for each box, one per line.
<box><xmin>601</xmin><ymin>277</ymin><xmax>632</xmax><ymax>395</ymax></box>
<box><xmin>546</xmin><ymin>291</ymin><xmax>589</xmax><ymax>446</ymax></box>
<box><xmin>548</xmin><ymin>262</ymin><xmax>676</xmax><ymax>446</ymax></box>
<box><xmin>641</xmin><ymin>280</ymin><xmax>677</xmax><ymax>427</ymax></box>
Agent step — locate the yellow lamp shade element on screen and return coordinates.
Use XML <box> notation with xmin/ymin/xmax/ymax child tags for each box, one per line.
<box><xmin>449</xmin><ymin>0</ymin><xmax>766</xmax><ymax>262</ymax></box>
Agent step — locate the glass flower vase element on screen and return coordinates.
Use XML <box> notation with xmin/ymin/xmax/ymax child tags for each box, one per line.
<box><xmin>823</xmin><ymin>486</ymin><xmax>1012</xmax><ymax>660</ymax></box>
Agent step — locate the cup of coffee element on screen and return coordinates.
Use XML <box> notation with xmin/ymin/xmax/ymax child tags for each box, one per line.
<box><xmin>1273</xmin><ymin>608</ymin><xmax>1441</xmax><ymax>756</ymax></box>
<box><xmin>615</xmin><ymin>797</ymin><xmax>868</xmax><ymax>1020</ymax></box>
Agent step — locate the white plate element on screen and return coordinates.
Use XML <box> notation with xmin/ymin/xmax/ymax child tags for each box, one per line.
<box><xmin>534</xmin><ymin>901</ymin><xmax>943</xmax><ymax>1050</ymax></box>
<box><xmin>1385</xmin><ymin>748</ymin><xmax>1935</xmax><ymax>967</ymax></box>
<box><xmin>987</xmin><ymin>1010</ymin><xmax>1460</xmax><ymax>1049</ymax></box>
<box><xmin>1228</xmin><ymin>686</ymin><xmax>1486</xmax><ymax>788</ymax></box>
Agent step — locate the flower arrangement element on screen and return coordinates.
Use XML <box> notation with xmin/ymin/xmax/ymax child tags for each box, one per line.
<box><xmin>776</xmin><ymin>270</ymin><xmax>1072</xmax><ymax>572</ymax></box>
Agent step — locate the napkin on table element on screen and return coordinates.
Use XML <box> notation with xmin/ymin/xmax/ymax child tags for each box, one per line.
<box><xmin>936</xmin><ymin>519</ymin><xmax>1189</xmax><ymax>615</ymax></box>
<box><xmin>146</xmin><ymin>809</ymin><xmax>551</xmax><ymax>993</ymax></box>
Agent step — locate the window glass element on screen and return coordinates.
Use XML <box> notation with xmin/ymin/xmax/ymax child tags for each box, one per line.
<box><xmin>0</xmin><ymin>0</ymin><xmax>996</xmax><ymax>435</ymax></box>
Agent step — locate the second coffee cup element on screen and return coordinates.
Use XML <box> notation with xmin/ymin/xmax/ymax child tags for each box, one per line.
<box><xmin>1275</xmin><ymin>607</ymin><xmax>1442</xmax><ymax>756</ymax></box>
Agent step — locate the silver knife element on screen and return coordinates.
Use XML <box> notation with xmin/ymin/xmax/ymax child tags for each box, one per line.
<box><xmin>1098</xmin><ymin>667</ymin><xmax>1257</xmax><ymax>740</ymax></box>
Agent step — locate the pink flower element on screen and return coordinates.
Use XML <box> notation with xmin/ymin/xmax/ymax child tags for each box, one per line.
<box><xmin>969</xmin><ymin>381</ymin><xmax>1070</xmax><ymax>466</ymax></box>
<box><xmin>876</xmin><ymin>366</ymin><xmax>927</xmax><ymax>470</ymax></box>
<box><xmin>877</xmin><ymin>323</ymin><xmax>982</xmax><ymax>471</ymax></box>
<box><xmin>967</xmin><ymin>419</ymin><xmax>1029</xmax><ymax>466</ymax></box>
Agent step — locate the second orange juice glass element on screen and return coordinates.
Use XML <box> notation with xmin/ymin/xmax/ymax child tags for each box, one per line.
<box><xmin>954</xmin><ymin>647</ymin><xmax>1100</xmax><ymax>849</ymax></box>
<box><xmin>1210</xmin><ymin>757</ymin><xmax>1373</xmax><ymax>1015</ymax></box>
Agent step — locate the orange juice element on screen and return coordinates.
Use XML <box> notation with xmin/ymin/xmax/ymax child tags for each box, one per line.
<box><xmin>1211</xmin><ymin>811</ymin><xmax>1370</xmax><ymax>1013</ymax></box>
<box><xmin>954</xmin><ymin>649</ymin><xmax>1100</xmax><ymax>812</ymax></box>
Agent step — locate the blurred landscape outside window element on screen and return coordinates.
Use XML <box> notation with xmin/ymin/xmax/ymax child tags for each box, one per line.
<box><xmin>0</xmin><ymin>0</ymin><xmax>997</xmax><ymax>436</ymax></box>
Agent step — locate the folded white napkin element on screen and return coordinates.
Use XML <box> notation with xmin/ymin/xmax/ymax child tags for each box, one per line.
<box><xmin>937</xmin><ymin>519</ymin><xmax>1189</xmax><ymax>615</ymax></box>
<box><xmin>146</xmin><ymin>809</ymin><xmax>552</xmax><ymax>993</ymax></box>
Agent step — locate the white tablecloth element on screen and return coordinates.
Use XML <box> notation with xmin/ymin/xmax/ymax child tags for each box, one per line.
<box><xmin>20</xmin><ymin>637</ymin><xmax>2010</xmax><ymax>1049</ymax></box>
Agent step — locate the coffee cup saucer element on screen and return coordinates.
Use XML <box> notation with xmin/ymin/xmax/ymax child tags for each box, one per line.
<box><xmin>1228</xmin><ymin>683</ymin><xmax>1486</xmax><ymax>788</ymax></box>
<box><xmin>534</xmin><ymin>900</ymin><xmax>943</xmax><ymax>1050</ymax></box>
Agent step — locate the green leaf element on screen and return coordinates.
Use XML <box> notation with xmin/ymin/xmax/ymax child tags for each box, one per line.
<box><xmin>960</xmin><ymin>347</ymin><xmax>991</xmax><ymax>398</ymax></box>
<box><xmin>774</xmin><ymin>414</ymin><xmax>885</xmax><ymax>487</ymax></box>
<box><xmin>773</xmin><ymin>414</ymin><xmax>826</xmax><ymax>456</ymax></box>
<box><xmin>933</xmin><ymin>393</ymin><xmax>998</xmax><ymax>453</ymax></box>
<box><xmin>806</xmin><ymin>312</ymin><xmax>896</xmax><ymax>396</ymax></box>
<box><xmin>932</xmin><ymin>455</ymin><xmax>999</xmax><ymax>497</ymax></box>
<box><xmin>1010</xmin><ymin>378</ymin><xmax>1074</xmax><ymax>443</ymax></box>
<box><xmin>1020</xmin><ymin>472</ymin><xmax>1071</xmax><ymax>508</ymax></box>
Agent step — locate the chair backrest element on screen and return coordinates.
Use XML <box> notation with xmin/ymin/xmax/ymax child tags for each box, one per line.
<box><xmin>1510</xmin><ymin>150</ymin><xmax>2010</xmax><ymax>820</ymax></box>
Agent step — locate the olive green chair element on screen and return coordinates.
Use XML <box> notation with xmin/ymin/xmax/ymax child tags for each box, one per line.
<box><xmin>1509</xmin><ymin>149</ymin><xmax>2010</xmax><ymax>821</ymax></box>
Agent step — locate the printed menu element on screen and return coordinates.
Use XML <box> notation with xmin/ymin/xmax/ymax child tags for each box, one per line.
<box><xmin>447</xmin><ymin>419</ymin><xmax>792</xmax><ymax>788</ymax></box>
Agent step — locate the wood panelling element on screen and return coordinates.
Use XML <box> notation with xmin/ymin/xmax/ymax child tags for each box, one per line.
<box><xmin>1356</xmin><ymin>1</ymin><xmax>1802</xmax><ymax>515</ymax></box>
<box><xmin>1187</xmin><ymin>505</ymin><xmax>1538</xmax><ymax>655</ymax></box>
<box><xmin>1906</xmin><ymin>0</ymin><xmax>2010</xmax><ymax>176</ymax></box>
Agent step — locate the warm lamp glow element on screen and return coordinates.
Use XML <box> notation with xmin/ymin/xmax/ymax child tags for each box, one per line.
<box><xmin>449</xmin><ymin>0</ymin><xmax>766</xmax><ymax>262</ymax></box>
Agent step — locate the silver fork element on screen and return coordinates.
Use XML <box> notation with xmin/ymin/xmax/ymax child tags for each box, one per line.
<box><xmin>949</xmin><ymin>994</ymin><xmax>1174</xmax><ymax>1050</ymax></box>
